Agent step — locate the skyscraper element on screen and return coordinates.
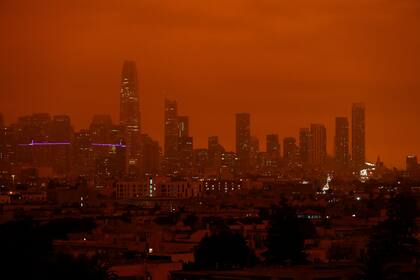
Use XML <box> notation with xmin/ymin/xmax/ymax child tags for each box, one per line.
<box><xmin>208</xmin><ymin>136</ymin><xmax>225</xmax><ymax>169</ymax></box>
<box><xmin>352</xmin><ymin>103</ymin><xmax>365</xmax><ymax>167</ymax></box>
<box><xmin>141</xmin><ymin>134</ymin><xmax>160</xmax><ymax>175</ymax></box>
<box><xmin>48</xmin><ymin>115</ymin><xmax>73</xmax><ymax>175</ymax></box>
<box><xmin>164</xmin><ymin>99</ymin><xmax>179</xmax><ymax>171</ymax></box>
<box><xmin>283</xmin><ymin>137</ymin><xmax>298</xmax><ymax>163</ymax></box>
<box><xmin>299</xmin><ymin>128</ymin><xmax>311</xmax><ymax>164</ymax></box>
<box><xmin>310</xmin><ymin>124</ymin><xmax>327</xmax><ymax>165</ymax></box>
<box><xmin>335</xmin><ymin>117</ymin><xmax>350</xmax><ymax>166</ymax></box>
<box><xmin>164</xmin><ymin>99</ymin><xmax>180</xmax><ymax>173</ymax></box>
<box><xmin>236</xmin><ymin>113</ymin><xmax>251</xmax><ymax>174</ymax></box>
<box><xmin>177</xmin><ymin>115</ymin><xmax>193</xmax><ymax>175</ymax></box>
<box><xmin>73</xmin><ymin>129</ymin><xmax>94</xmax><ymax>177</ymax></box>
<box><xmin>178</xmin><ymin>136</ymin><xmax>194</xmax><ymax>175</ymax></box>
<box><xmin>90</xmin><ymin>115</ymin><xmax>113</xmax><ymax>143</ymax></box>
<box><xmin>249</xmin><ymin>135</ymin><xmax>260</xmax><ymax>173</ymax></box>
<box><xmin>49</xmin><ymin>115</ymin><xmax>73</xmax><ymax>141</ymax></box>
<box><xmin>120</xmin><ymin>61</ymin><xmax>141</xmax><ymax>176</ymax></box>
<box><xmin>266</xmin><ymin>134</ymin><xmax>280</xmax><ymax>155</ymax></box>
<box><xmin>208</xmin><ymin>136</ymin><xmax>224</xmax><ymax>158</ymax></box>
<box><xmin>15</xmin><ymin>113</ymin><xmax>52</xmax><ymax>169</ymax></box>
<box><xmin>177</xmin><ymin>116</ymin><xmax>189</xmax><ymax>138</ymax></box>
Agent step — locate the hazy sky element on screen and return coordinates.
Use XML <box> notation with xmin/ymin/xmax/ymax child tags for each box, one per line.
<box><xmin>1</xmin><ymin>0</ymin><xmax>420</xmax><ymax>167</ymax></box>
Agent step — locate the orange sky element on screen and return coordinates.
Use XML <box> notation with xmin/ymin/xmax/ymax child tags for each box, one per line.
<box><xmin>1</xmin><ymin>0</ymin><xmax>420</xmax><ymax>168</ymax></box>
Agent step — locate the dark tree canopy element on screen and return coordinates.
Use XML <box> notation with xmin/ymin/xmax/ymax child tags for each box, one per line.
<box><xmin>365</xmin><ymin>193</ymin><xmax>419</xmax><ymax>280</ymax></box>
<box><xmin>193</xmin><ymin>227</ymin><xmax>256</xmax><ymax>270</ymax></box>
<box><xmin>264</xmin><ymin>201</ymin><xmax>315</xmax><ymax>265</ymax></box>
<box><xmin>0</xmin><ymin>218</ymin><xmax>117</xmax><ymax>280</ymax></box>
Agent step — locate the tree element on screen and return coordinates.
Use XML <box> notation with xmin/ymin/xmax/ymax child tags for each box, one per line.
<box><xmin>365</xmin><ymin>193</ymin><xmax>419</xmax><ymax>280</ymax></box>
<box><xmin>0</xmin><ymin>218</ymin><xmax>117</xmax><ymax>280</ymax></box>
<box><xmin>193</xmin><ymin>227</ymin><xmax>256</xmax><ymax>270</ymax></box>
<box><xmin>264</xmin><ymin>201</ymin><xmax>315</xmax><ymax>264</ymax></box>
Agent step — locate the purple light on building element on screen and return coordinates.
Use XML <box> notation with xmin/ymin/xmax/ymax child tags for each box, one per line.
<box><xmin>18</xmin><ymin>140</ymin><xmax>71</xmax><ymax>146</ymax></box>
<box><xmin>18</xmin><ymin>140</ymin><xmax>126</xmax><ymax>148</ymax></box>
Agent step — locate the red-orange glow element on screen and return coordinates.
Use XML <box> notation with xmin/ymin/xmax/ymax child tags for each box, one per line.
<box><xmin>1</xmin><ymin>0</ymin><xmax>420</xmax><ymax>167</ymax></box>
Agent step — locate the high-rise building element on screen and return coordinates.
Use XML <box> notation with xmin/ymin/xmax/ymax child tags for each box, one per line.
<box><xmin>208</xmin><ymin>136</ymin><xmax>224</xmax><ymax>158</ymax></box>
<box><xmin>221</xmin><ymin>152</ymin><xmax>239</xmax><ymax>179</ymax></box>
<box><xmin>266</xmin><ymin>134</ymin><xmax>280</xmax><ymax>155</ymax></box>
<box><xmin>14</xmin><ymin>113</ymin><xmax>49</xmax><ymax>170</ymax></box>
<box><xmin>164</xmin><ymin>99</ymin><xmax>179</xmax><ymax>161</ymax></box>
<box><xmin>193</xmin><ymin>149</ymin><xmax>209</xmax><ymax>175</ymax></box>
<box><xmin>176</xmin><ymin>114</ymin><xmax>193</xmax><ymax>175</ymax></box>
<box><xmin>299</xmin><ymin>128</ymin><xmax>312</xmax><ymax>164</ymax></box>
<box><xmin>236</xmin><ymin>113</ymin><xmax>251</xmax><ymax>174</ymax></box>
<box><xmin>16</xmin><ymin>113</ymin><xmax>51</xmax><ymax>144</ymax></box>
<box><xmin>14</xmin><ymin>113</ymin><xmax>73</xmax><ymax>176</ymax></box>
<box><xmin>94</xmin><ymin>144</ymin><xmax>126</xmax><ymax>181</ymax></box>
<box><xmin>406</xmin><ymin>155</ymin><xmax>418</xmax><ymax>173</ymax></box>
<box><xmin>177</xmin><ymin>116</ymin><xmax>189</xmax><ymax>138</ymax></box>
<box><xmin>90</xmin><ymin>115</ymin><xmax>113</xmax><ymax>143</ymax></box>
<box><xmin>352</xmin><ymin>103</ymin><xmax>365</xmax><ymax>167</ymax></box>
<box><xmin>0</xmin><ymin>125</ymin><xmax>16</xmax><ymax>172</ymax></box>
<box><xmin>249</xmin><ymin>136</ymin><xmax>260</xmax><ymax>173</ymax></box>
<box><xmin>49</xmin><ymin>115</ymin><xmax>73</xmax><ymax>175</ymax></box>
<box><xmin>283</xmin><ymin>137</ymin><xmax>298</xmax><ymax>163</ymax></box>
<box><xmin>73</xmin><ymin>129</ymin><xmax>94</xmax><ymax>177</ymax></box>
<box><xmin>89</xmin><ymin>116</ymin><xmax>126</xmax><ymax>180</ymax></box>
<box><xmin>264</xmin><ymin>134</ymin><xmax>280</xmax><ymax>174</ymax></box>
<box><xmin>120</xmin><ymin>60</ymin><xmax>141</xmax><ymax>176</ymax></box>
<box><xmin>178</xmin><ymin>136</ymin><xmax>194</xmax><ymax>175</ymax></box>
<box><xmin>49</xmin><ymin>115</ymin><xmax>73</xmax><ymax>142</ymax></box>
<box><xmin>310</xmin><ymin>124</ymin><xmax>327</xmax><ymax>165</ymax></box>
<box><xmin>141</xmin><ymin>134</ymin><xmax>160</xmax><ymax>175</ymax></box>
<box><xmin>335</xmin><ymin>117</ymin><xmax>350</xmax><ymax>166</ymax></box>
<box><xmin>208</xmin><ymin>136</ymin><xmax>225</xmax><ymax>170</ymax></box>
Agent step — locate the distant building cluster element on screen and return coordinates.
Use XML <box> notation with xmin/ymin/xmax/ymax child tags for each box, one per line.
<box><xmin>1</xmin><ymin>61</ymin><xmax>418</xmax><ymax>187</ymax></box>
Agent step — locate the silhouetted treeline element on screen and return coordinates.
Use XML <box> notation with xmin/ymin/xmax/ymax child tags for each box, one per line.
<box><xmin>0</xmin><ymin>217</ymin><xmax>117</xmax><ymax>280</ymax></box>
<box><xmin>264</xmin><ymin>200</ymin><xmax>317</xmax><ymax>265</ymax></box>
<box><xmin>364</xmin><ymin>192</ymin><xmax>420</xmax><ymax>280</ymax></box>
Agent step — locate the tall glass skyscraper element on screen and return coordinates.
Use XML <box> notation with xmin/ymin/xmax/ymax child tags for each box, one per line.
<box><xmin>335</xmin><ymin>117</ymin><xmax>350</xmax><ymax>166</ymax></box>
<box><xmin>299</xmin><ymin>128</ymin><xmax>312</xmax><ymax>164</ymax></box>
<box><xmin>310</xmin><ymin>124</ymin><xmax>327</xmax><ymax>165</ymax></box>
<box><xmin>164</xmin><ymin>99</ymin><xmax>179</xmax><ymax>171</ymax></box>
<box><xmin>266</xmin><ymin>134</ymin><xmax>280</xmax><ymax>155</ymax></box>
<box><xmin>236</xmin><ymin>113</ymin><xmax>251</xmax><ymax>174</ymax></box>
<box><xmin>120</xmin><ymin>60</ymin><xmax>141</xmax><ymax>176</ymax></box>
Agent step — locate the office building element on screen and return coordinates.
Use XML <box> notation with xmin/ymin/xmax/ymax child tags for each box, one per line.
<box><xmin>283</xmin><ymin>137</ymin><xmax>298</xmax><ymax>163</ymax></box>
<box><xmin>236</xmin><ymin>113</ymin><xmax>251</xmax><ymax>174</ymax></box>
<box><xmin>299</xmin><ymin>128</ymin><xmax>312</xmax><ymax>164</ymax></box>
<box><xmin>120</xmin><ymin>60</ymin><xmax>141</xmax><ymax>176</ymax></box>
<box><xmin>335</xmin><ymin>117</ymin><xmax>350</xmax><ymax>166</ymax></box>
<box><xmin>310</xmin><ymin>124</ymin><xmax>327</xmax><ymax>165</ymax></box>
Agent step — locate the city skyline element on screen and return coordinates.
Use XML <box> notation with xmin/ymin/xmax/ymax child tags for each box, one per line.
<box><xmin>2</xmin><ymin>1</ymin><xmax>420</xmax><ymax>168</ymax></box>
<box><xmin>0</xmin><ymin>94</ymin><xmax>407</xmax><ymax>168</ymax></box>
<box><xmin>0</xmin><ymin>93</ymin><xmax>374</xmax><ymax>176</ymax></box>
<box><xmin>0</xmin><ymin>76</ymin><xmax>376</xmax><ymax>179</ymax></box>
